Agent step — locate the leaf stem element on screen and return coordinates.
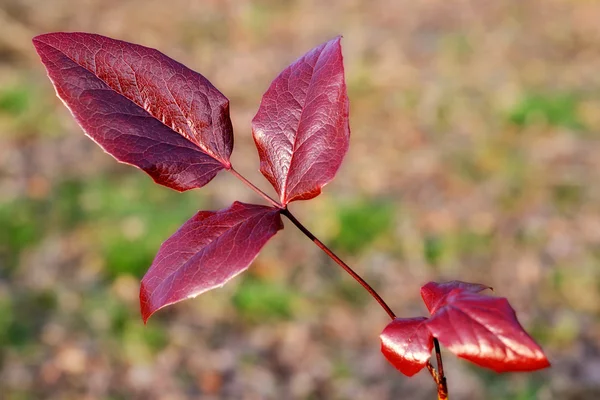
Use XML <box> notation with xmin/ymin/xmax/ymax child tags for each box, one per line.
<box><xmin>229</xmin><ymin>167</ymin><xmax>283</xmax><ymax>209</ymax></box>
<box><xmin>433</xmin><ymin>338</ymin><xmax>449</xmax><ymax>400</ymax></box>
<box><xmin>228</xmin><ymin>169</ymin><xmax>449</xmax><ymax>398</ymax></box>
<box><xmin>281</xmin><ymin>208</ymin><xmax>396</xmax><ymax>320</ymax></box>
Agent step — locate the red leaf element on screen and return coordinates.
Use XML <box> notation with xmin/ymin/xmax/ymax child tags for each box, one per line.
<box><xmin>425</xmin><ymin>289</ymin><xmax>550</xmax><ymax>372</ymax></box>
<box><xmin>421</xmin><ymin>280</ymin><xmax>491</xmax><ymax>314</ymax></box>
<box><xmin>252</xmin><ymin>37</ymin><xmax>350</xmax><ymax>205</ymax></box>
<box><xmin>32</xmin><ymin>32</ymin><xmax>233</xmax><ymax>192</ymax></box>
<box><xmin>140</xmin><ymin>202</ymin><xmax>283</xmax><ymax>322</ymax></box>
<box><xmin>380</xmin><ymin>317</ymin><xmax>433</xmax><ymax>377</ymax></box>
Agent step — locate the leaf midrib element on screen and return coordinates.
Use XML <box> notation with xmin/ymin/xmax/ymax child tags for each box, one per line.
<box><xmin>37</xmin><ymin>37</ymin><xmax>225</xmax><ymax>167</ymax></box>
<box><xmin>281</xmin><ymin>44</ymin><xmax>329</xmax><ymax>203</ymax></box>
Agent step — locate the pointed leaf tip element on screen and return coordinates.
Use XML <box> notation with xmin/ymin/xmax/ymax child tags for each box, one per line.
<box><xmin>140</xmin><ymin>202</ymin><xmax>283</xmax><ymax>322</ymax></box>
<box><xmin>421</xmin><ymin>280</ymin><xmax>492</xmax><ymax>314</ymax></box>
<box><xmin>252</xmin><ymin>36</ymin><xmax>350</xmax><ymax>205</ymax></box>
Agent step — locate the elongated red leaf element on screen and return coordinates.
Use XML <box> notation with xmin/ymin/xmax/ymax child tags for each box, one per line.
<box><xmin>252</xmin><ymin>37</ymin><xmax>350</xmax><ymax>205</ymax></box>
<box><xmin>425</xmin><ymin>289</ymin><xmax>550</xmax><ymax>372</ymax></box>
<box><xmin>33</xmin><ymin>32</ymin><xmax>233</xmax><ymax>192</ymax></box>
<box><xmin>380</xmin><ymin>317</ymin><xmax>433</xmax><ymax>377</ymax></box>
<box><xmin>421</xmin><ymin>281</ymin><xmax>491</xmax><ymax>314</ymax></box>
<box><xmin>140</xmin><ymin>202</ymin><xmax>283</xmax><ymax>322</ymax></box>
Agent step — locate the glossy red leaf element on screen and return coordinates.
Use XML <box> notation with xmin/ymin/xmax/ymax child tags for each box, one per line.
<box><xmin>425</xmin><ymin>289</ymin><xmax>550</xmax><ymax>372</ymax></box>
<box><xmin>421</xmin><ymin>280</ymin><xmax>491</xmax><ymax>314</ymax></box>
<box><xmin>33</xmin><ymin>32</ymin><xmax>233</xmax><ymax>192</ymax></box>
<box><xmin>380</xmin><ymin>317</ymin><xmax>433</xmax><ymax>377</ymax></box>
<box><xmin>252</xmin><ymin>36</ymin><xmax>350</xmax><ymax>205</ymax></box>
<box><xmin>140</xmin><ymin>202</ymin><xmax>283</xmax><ymax>322</ymax></box>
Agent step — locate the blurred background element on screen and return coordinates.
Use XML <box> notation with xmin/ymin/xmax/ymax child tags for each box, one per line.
<box><xmin>1</xmin><ymin>0</ymin><xmax>599</xmax><ymax>399</ymax></box>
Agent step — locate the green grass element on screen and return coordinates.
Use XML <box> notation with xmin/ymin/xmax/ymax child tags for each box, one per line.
<box><xmin>232</xmin><ymin>276</ymin><xmax>298</xmax><ymax>322</ymax></box>
<box><xmin>423</xmin><ymin>230</ymin><xmax>492</xmax><ymax>267</ymax></box>
<box><xmin>424</xmin><ymin>235</ymin><xmax>444</xmax><ymax>266</ymax></box>
<box><xmin>67</xmin><ymin>173</ymin><xmax>205</xmax><ymax>278</ymax></box>
<box><xmin>0</xmin><ymin>81</ymin><xmax>62</xmax><ymax>138</ymax></box>
<box><xmin>508</xmin><ymin>92</ymin><xmax>584</xmax><ymax>130</ymax></box>
<box><xmin>0</xmin><ymin>85</ymin><xmax>31</xmax><ymax>115</ymax></box>
<box><xmin>0</xmin><ymin>198</ymin><xmax>46</xmax><ymax>272</ymax></box>
<box><xmin>0</xmin><ymin>171</ymin><xmax>206</xmax><ymax>278</ymax></box>
<box><xmin>89</xmin><ymin>176</ymin><xmax>205</xmax><ymax>279</ymax></box>
<box><xmin>0</xmin><ymin>296</ymin><xmax>14</xmax><ymax>347</ymax></box>
<box><xmin>1</xmin><ymin>290</ymin><xmax>56</xmax><ymax>349</ymax></box>
<box><xmin>332</xmin><ymin>199</ymin><xmax>395</xmax><ymax>255</ymax></box>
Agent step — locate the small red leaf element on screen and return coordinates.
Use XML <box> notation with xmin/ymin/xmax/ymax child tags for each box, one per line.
<box><xmin>140</xmin><ymin>202</ymin><xmax>283</xmax><ymax>322</ymax></box>
<box><xmin>425</xmin><ymin>289</ymin><xmax>550</xmax><ymax>372</ymax></box>
<box><xmin>380</xmin><ymin>317</ymin><xmax>433</xmax><ymax>377</ymax></box>
<box><xmin>33</xmin><ymin>32</ymin><xmax>233</xmax><ymax>192</ymax></box>
<box><xmin>252</xmin><ymin>36</ymin><xmax>350</xmax><ymax>205</ymax></box>
<box><xmin>421</xmin><ymin>280</ymin><xmax>492</xmax><ymax>314</ymax></box>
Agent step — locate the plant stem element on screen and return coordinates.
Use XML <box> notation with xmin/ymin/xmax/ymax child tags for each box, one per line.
<box><xmin>229</xmin><ymin>167</ymin><xmax>283</xmax><ymax>209</ymax></box>
<box><xmin>229</xmin><ymin>168</ymin><xmax>447</xmax><ymax>398</ymax></box>
<box><xmin>426</xmin><ymin>361</ymin><xmax>439</xmax><ymax>384</ymax></box>
<box><xmin>281</xmin><ymin>208</ymin><xmax>396</xmax><ymax>320</ymax></box>
<box><xmin>433</xmin><ymin>338</ymin><xmax>448</xmax><ymax>400</ymax></box>
<box><xmin>230</xmin><ymin>169</ymin><xmax>394</xmax><ymax>319</ymax></box>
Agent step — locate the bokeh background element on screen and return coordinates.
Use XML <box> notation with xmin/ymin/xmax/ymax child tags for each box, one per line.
<box><xmin>1</xmin><ymin>0</ymin><xmax>599</xmax><ymax>399</ymax></box>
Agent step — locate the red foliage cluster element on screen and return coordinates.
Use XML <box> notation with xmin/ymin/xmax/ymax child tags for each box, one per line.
<box><xmin>33</xmin><ymin>33</ymin><xmax>349</xmax><ymax>321</ymax></box>
<box><xmin>33</xmin><ymin>32</ymin><xmax>549</xmax><ymax>380</ymax></box>
<box><xmin>381</xmin><ymin>281</ymin><xmax>550</xmax><ymax>375</ymax></box>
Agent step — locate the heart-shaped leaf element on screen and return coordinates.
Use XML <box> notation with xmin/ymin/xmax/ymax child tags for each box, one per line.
<box><xmin>380</xmin><ymin>317</ymin><xmax>433</xmax><ymax>377</ymax></box>
<box><xmin>140</xmin><ymin>202</ymin><xmax>283</xmax><ymax>322</ymax></box>
<box><xmin>252</xmin><ymin>36</ymin><xmax>350</xmax><ymax>205</ymax></box>
<box><xmin>425</xmin><ymin>289</ymin><xmax>550</xmax><ymax>372</ymax></box>
<box><xmin>421</xmin><ymin>281</ymin><xmax>491</xmax><ymax>314</ymax></box>
<box><xmin>33</xmin><ymin>32</ymin><xmax>233</xmax><ymax>192</ymax></box>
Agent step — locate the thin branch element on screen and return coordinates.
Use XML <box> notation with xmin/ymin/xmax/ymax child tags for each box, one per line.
<box><xmin>228</xmin><ymin>168</ymin><xmax>449</xmax><ymax>397</ymax></box>
<box><xmin>281</xmin><ymin>208</ymin><xmax>396</xmax><ymax>320</ymax></box>
<box><xmin>433</xmin><ymin>338</ymin><xmax>448</xmax><ymax>400</ymax></box>
<box><xmin>426</xmin><ymin>361</ymin><xmax>439</xmax><ymax>384</ymax></box>
<box><xmin>228</xmin><ymin>167</ymin><xmax>283</xmax><ymax>209</ymax></box>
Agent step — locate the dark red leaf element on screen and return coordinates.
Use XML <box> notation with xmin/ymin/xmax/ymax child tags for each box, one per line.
<box><xmin>425</xmin><ymin>289</ymin><xmax>550</xmax><ymax>372</ymax></box>
<box><xmin>252</xmin><ymin>36</ymin><xmax>350</xmax><ymax>205</ymax></box>
<box><xmin>421</xmin><ymin>280</ymin><xmax>491</xmax><ymax>314</ymax></box>
<box><xmin>33</xmin><ymin>32</ymin><xmax>233</xmax><ymax>192</ymax></box>
<box><xmin>380</xmin><ymin>317</ymin><xmax>433</xmax><ymax>377</ymax></box>
<box><xmin>140</xmin><ymin>202</ymin><xmax>283</xmax><ymax>322</ymax></box>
